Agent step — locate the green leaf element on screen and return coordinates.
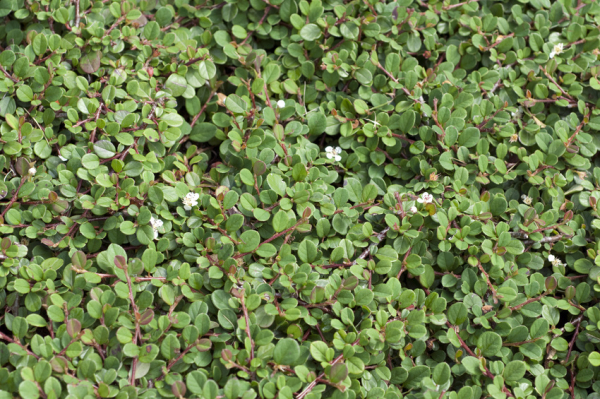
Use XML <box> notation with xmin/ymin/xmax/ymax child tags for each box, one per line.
<box><xmin>161</xmin><ymin>334</ymin><xmax>180</xmax><ymax>360</ymax></box>
<box><xmin>399</xmin><ymin>110</ymin><xmax>415</xmax><ymax>133</ymax></box>
<box><xmin>458</xmin><ymin>127</ymin><xmax>480</xmax><ymax>148</ymax></box>
<box><xmin>166</xmin><ymin>74</ymin><xmax>188</xmax><ymax>97</ymax></box>
<box><xmin>447</xmin><ymin>303</ymin><xmax>468</xmax><ymax>325</ymax></box>
<box><xmin>307</xmin><ymin>112</ymin><xmax>326</xmax><ymax>135</ymax></box>
<box><xmin>274</xmin><ymin>338</ymin><xmax>300</xmax><ymax>365</ymax></box>
<box><xmin>503</xmin><ymin>360</ymin><xmax>526</xmax><ymax>382</ymax></box>
<box><xmin>300</xmin><ymin>24</ymin><xmax>321</xmax><ymax>41</ymax></box>
<box><xmin>477</xmin><ymin>332</ymin><xmax>502</xmax><ymax>356</ymax></box>
<box><xmin>432</xmin><ymin>362</ymin><xmax>450</xmax><ymax>385</ymax></box>
<box><xmin>93</xmin><ymin>140</ymin><xmax>117</xmax><ymax>158</ymax></box>
<box><xmin>329</xmin><ymin>363</ymin><xmax>348</xmax><ymax>383</ymax></box>
<box><xmin>80</xmin><ymin>50</ymin><xmax>101</xmax><ymax>73</ymax></box>
<box><xmin>298</xmin><ymin>239</ymin><xmax>318</xmax><ymax>263</ymax></box>
<box><xmin>238</xmin><ymin>230</ymin><xmax>260</xmax><ymax>253</ymax></box>
<box><xmin>19</xmin><ymin>381</ymin><xmax>39</xmax><ymax>399</ymax></box>
<box><xmin>272</xmin><ymin>211</ymin><xmax>289</xmax><ymax>233</ymax></box>
<box><xmin>225</xmin><ymin>94</ymin><xmax>247</xmax><ymax>114</ymax></box>
<box><xmin>198</xmin><ymin>60</ymin><xmax>216</xmax><ymax>80</ymax></box>
<box><xmin>589</xmin><ymin>352</ymin><xmax>600</xmax><ymax>367</ymax></box>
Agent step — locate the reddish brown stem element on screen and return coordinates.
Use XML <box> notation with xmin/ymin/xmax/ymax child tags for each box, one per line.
<box><xmin>509</xmin><ymin>293</ymin><xmax>547</xmax><ymax>311</ymax></box>
<box><xmin>240</xmin><ymin>294</ymin><xmax>255</xmax><ymax>360</ymax></box>
<box><xmin>0</xmin><ymin>331</ymin><xmax>40</xmax><ymax>359</ymax></box>
<box><xmin>234</xmin><ymin>219</ymin><xmax>305</xmax><ymax>259</ymax></box>
<box><xmin>190</xmin><ymin>90</ymin><xmax>216</xmax><ymax>127</ymax></box>
<box><xmin>0</xmin><ymin>176</ymin><xmax>27</xmax><ymax>219</ymax></box>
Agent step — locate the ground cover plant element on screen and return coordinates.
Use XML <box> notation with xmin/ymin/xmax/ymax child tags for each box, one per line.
<box><xmin>1</xmin><ymin>0</ymin><xmax>600</xmax><ymax>398</ymax></box>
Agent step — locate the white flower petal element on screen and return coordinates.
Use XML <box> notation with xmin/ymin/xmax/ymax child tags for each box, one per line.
<box><xmin>335</xmin><ymin>147</ymin><xmax>342</xmax><ymax>154</ymax></box>
<box><xmin>277</xmin><ymin>100</ymin><xmax>286</xmax><ymax>108</ymax></box>
<box><xmin>548</xmin><ymin>255</ymin><xmax>555</xmax><ymax>262</ymax></box>
<box><xmin>410</xmin><ymin>206</ymin><xmax>418</xmax><ymax>213</ymax></box>
<box><xmin>335</xmin><ymin>155</ymin><xmax>342</xmax><ymax>162</ymax></box>
<box><xmin>325</xmin><ymin>146</ymin><xmax>333</xmax><ymax>153</ymax></box>
<box><xmin>326</xmin><ymin>153</ymin><xmax>334</xmax><ymax>159</ymax></box>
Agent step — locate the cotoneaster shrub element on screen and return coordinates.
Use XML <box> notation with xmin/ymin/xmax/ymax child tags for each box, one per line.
<box><xmin>1</xmin><ymin>0</ymin><xmax>600</xmax><ymax>399</ymax></box>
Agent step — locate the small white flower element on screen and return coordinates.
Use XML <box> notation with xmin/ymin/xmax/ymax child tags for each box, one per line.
<box><xmin>521</xmin><ymin>195</ymin><xmax>532</xmax><ymax>205</ymax></box>
<box><xmin>549</xmin><ymin>43</ymin><xmax>564</xmax><ymax>59</ymax></box>
<box><xmin>554</xmin><ymin>43</ymin><xmax>564</xmax><ymax>54</ymax></box>
<box><xmin>548</xmin><ymin>254</ymin><xmax>563</xmax><ymax>267</ymax></box>
<box><xmin>417</xmin><ymin>192</ymin><xmax>433</xmax><ymax>204</ymax></box>
<box><xmin>150</xmin><ymin>216</ymin><xmax>163</xmax><ymax>240</ymax></box>
<box><xmin>410</xmin><ymin>206</ymin><xmax>418</xmax><ymax>213</ymax></box>
<box><xmin>150</xmin><ymin>217</ymin><xmax>163</xmax><ymax>229</ymax></box>
<box><xmin>28</xmin><ymin>167</ymin><xmax>36</xmax><ymax>175</ymax></box>
<box><xmin>183</xmin><ymin>192</ymin><xmax>200</xmax><ymax>211</ymax></box>
<box><xmin>276</xmin><ymin>100</ymin><xmax>286</xmax><ymax>108</ymax></box>
<box><xmin>325</xmin><ymin>146</ymin><xmax>342</xmax><ymax>162</ymax></box>
<box><xmin>511</xmin><ymin>106</ymin><xmax>523</xmax><ymax>119</ymax></box>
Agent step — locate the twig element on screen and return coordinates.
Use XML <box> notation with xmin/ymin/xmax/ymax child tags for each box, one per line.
<box><xmin>445</xmin><ymin>322</ymin><xmax>514</xmax><ymax>397</ymax></box>
<box><xmin>487</xmin><ymin>79</ymin><xmax>502</xmax><ymax>97</ymax></box>
<box><xmin>58</xmin><ymin>330</ymin><xmax>84</xmax><ymax>357</ymax></box>
<box><xmin>391</xmin><ymin>133</ymin><xmax>416</xmax><ymax>143</ymax></box>
<box><xmin>397</xmin><ymin>225</ymin><xmax>424</xmax><ymax>279</ymax></box>
<box><xmin>121</xmin><ymin>259</ymin><xmax>141</xmax><ymax>386</ymax></box>
<box><xmin>0</xmin><ymin>176</ymin><xmax>27</xmax><ymax>219</ymax></box>
<box><xmin>432</xmin><ymin>98</ymin><xmax>446</xmax><ymax>140</ymax></box>
<box><xmin>565</xmin><ymin>317</ymin><xmax>582</xmax><ymax>363</ymax></box>
<box><xmin>234</xmin><ymin>219</ymin><xmax>306</xmax><ymax>259</ymax></box>
<box><xmin>0</xmin><ymin>331</ymin><xmax>40</xmax><ymax>359</ymax></box>
<box><xmin>156</xmin><ymin>340</ymin><xmax>199</xmax><ymax>381</ymax></box>
<box><xmin>75</xmin><ymin>0</ymin><xmax>81</xmax><ymax>28</ymax></box>
<box><xmin>376</xmin><ymin>63</ymin><xmax>399</xmax><ymax>84</ymax></box>
<box><xmin>477</xmin><ymin>261</ymin><xmax>498</xmax><ymax>303</ymax></box>
<box><xmin>240</xmin><ymin>7</ymin><xmax>271</xmax><ymax>46</ymax></box>
<box><xmin>191</xmin><ymin>91</ymin><xmax>216</xmax><ymax>127</ymax></box>
<box><xmin>240</xmin><ymin>294</ymin><xmax>255</xmax><ymax>360</ymax></box>
<box><xmin>521</xmin><ymin>235</ymin><xmax>568</xmax><ymax>246</ymax></box>
<box><xmin>503</xmin><ymin>338</ymin><xmax>541</xmax><ymax>347</ymax></box>
<box><xmin>508</xmin><ymin>293</ymin><xmax>547</xmax><ymax>311</ymax></box>
<box><xmin>104</xmin><ymin>16</ymin><xmax>126</xmax><ymax>37</ymax></box>
<box><xmin>296</xmin><ymin>338</ymin><xmax>361</xmax><ymax>399</ymax></box>
<box><xmin>352</xmin><ymin>227</ymin><xmax>390</xmax><ymax>266</ymax></box>
<box><xmin>540</xmin><ymin>67</ymin><xmax>573</xmax><ymax>100</ymax></box>
<box><xmin>0</xmin><ymin>65</ymin><xmax>18</xmax><ymax>83</ymax></box>
<box><xmin>483</xmin><ymin>33</ymin><xmax>514</xmax><ymax>51</ymax></box>
<box><xmin>565</xmin><ymin>111</ymin><xmax>590</xmax><ymax>148</ymax></box>
<box><xmin>443</xmin><ymin>0</ymin><xmax>478</xmax><ymax>10</ymax></box>
<box><xmin>362</xmin><ymin>0</ymin><xmax>377</xmax><ymax>15</ymax></box>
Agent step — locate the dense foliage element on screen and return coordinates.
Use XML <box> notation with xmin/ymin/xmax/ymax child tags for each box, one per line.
<box><xmin>1</xmin><ymin>0</ymin><xmax>600</xmax><ymax>398</ymax></box>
